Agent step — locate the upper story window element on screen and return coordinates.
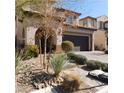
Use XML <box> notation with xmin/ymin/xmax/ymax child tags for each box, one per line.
<box><xmin>73</xmin><ymin>16</ymin><xmax>77</xmax><ymax>19</ymax></box>
<box><xmin>86</xmin><ymin>21</ymin><xmax>94</xmax><ymax>28</ymax></box>
<box><xmin>90</xmin><ymin>21</ymin><xmax>94</xmax><ymax>26</ymax></box>
<box><xmin>79</xmin><ymin>19</ymin><xmax>96</xmax><ymax>28</ymax></box>
<box><xmin>83</xmin><ymin>20</ymin><xmax>95</xmax><ymax>28</ymax></box>
<box><xmin>98</xmin><ymin>21</ymin><xmax>108</xmax><ymax>30</ymax></box>
<box><xmin>66</xmin><ymin>16</ymin><xmax>74</xmax><ymax>24</ymax></box>
<box><xmin>91</xmin><ymin>20</ymin><xmax>97</xmax><ymax>27</ymax></box>
<box><xmin>83</xmin><ymin>21</ymin><xmax>87</xmax><ymax>26</ymax></box>
<box><xmin>104</xmin><ymin>22</ymin><xmax>108</xmax><ymax>29</ymax></box>
<box><xmin>98</xmin><ymin>21</ymin><xmax>104</xmax><ymax>29</ymax></box>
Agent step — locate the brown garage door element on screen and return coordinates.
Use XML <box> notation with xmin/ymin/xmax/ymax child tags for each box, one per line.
<box><xmin>63</xmin><ymin>35</ymin><xmax>89</xmax><ymax>51</ymax></box>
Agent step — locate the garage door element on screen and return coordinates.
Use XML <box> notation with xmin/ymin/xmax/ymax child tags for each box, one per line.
<box><xmin>63</xmin><ymin>35</ymin><xmax>89</xmax><ymax>51</ymax></box>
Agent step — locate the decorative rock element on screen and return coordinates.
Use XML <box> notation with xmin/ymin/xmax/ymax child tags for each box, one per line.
<box><xmin>29</xmin><ymin>86</ymin><xmax>58</xmax><ymax>93</ymax></box>
<box><xmin>38</xmin><ymin>83</ymin><xmax>45</xmax><ymax>89</ymax></box>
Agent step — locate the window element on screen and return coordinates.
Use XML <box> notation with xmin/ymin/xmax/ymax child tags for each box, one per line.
<box><xmin>91</xmin><ymin>21</ymin><xmax>94</xmax><ymax>26</ymax></box>
<box><xmin>94</xmin><ymin>20</ymin><xmax>96</xmax><ymax>27</ymax></box>
<box><xmin>66</xmin><ymin>16</ymin><xmax>73</xmax><ymax>24</ymax></box>
<box><xmin>104</xmin><ymin>22</ymin><xmax>108</xmax><ymax>29</ymax></box>
<box><xmin>74</xmin><ymin>16</ymin><xmax>77</xmax><ymax>19</ymax></box>
<box><xmin>99</xmin><ymin>21</ymin><xmax>103</xmax><ymax>29</ymax></box>
<box><xmin>83</xmin><ymin>21</ymin><xmax>87</xmax><ymax>26</ymax></box>
<box><xmin>90</xmin><ymin>20</ymin><xmax>96</xmax><ymax>27</ymax></box>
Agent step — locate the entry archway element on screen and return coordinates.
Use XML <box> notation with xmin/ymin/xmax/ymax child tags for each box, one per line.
<box><xmin>35</xmin><ymin>28</ymin><xmax>55</xmax><ymax>53</ymax></box>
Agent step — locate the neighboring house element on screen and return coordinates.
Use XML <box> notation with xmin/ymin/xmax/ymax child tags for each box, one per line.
<box><xmin>79</xmin><ymin>16</ymin><xmax>97</xmax><ymax>29</ymax></box>
<box><xmin>16</xmin><ymin>7</ymin><xmax>98</xmax><ymax>52</ymax></box>
<box><xmin>95</xmin><ymin>16</ymin><xmax>108</xmax><ymax>50</ymax></box>
<box><xmin>79</xmin><ymin>16</ymin><xmax>108</xmax><ymax>51</ymax></box>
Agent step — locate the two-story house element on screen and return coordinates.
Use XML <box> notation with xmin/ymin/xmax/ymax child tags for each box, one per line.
<box><xmin>16</xmin><ymin>7</ymin><xmax>97</xmax><ymax>53</ymax></box>
<box><xmin>58</xmin><ymin>8</ymin><xmax>96</xmax><ymax>51</ymax></box>
<box><xmin>95</xmin><ymin>16</ymin><xmax>108</xmax><ymax>50</ymax></box>
<box><xmin>79</xmin><ymin>15</ymin><xmax>108</xmax><ymax>51</ymax></box>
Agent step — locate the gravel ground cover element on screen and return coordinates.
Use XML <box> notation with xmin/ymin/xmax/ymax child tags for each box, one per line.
<box><xmin>16</xmin><ymin>55</ymin><xmax>107</xmax><ymax>93</ymax></box>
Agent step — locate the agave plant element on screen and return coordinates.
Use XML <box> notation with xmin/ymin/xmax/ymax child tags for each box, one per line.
<box><xmin>15</xmin><ymin>49</ymin><xmax>26</xmax><ymax>74</ymax></box>
<box><xmin>50</xmin><ymin>54</ymin><xmax>75</xmax><ymax>77</ymax></box>
<box><xmin>16</xmin><ymin>50</ymin><xmax>23</xmax><ymax>68</ymax></box>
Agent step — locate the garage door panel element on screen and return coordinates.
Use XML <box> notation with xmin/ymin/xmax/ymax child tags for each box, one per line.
<box><xmin>63</xmin><ymin>35</ymin><xmax>89</xmax><ymax>51</ymax></box>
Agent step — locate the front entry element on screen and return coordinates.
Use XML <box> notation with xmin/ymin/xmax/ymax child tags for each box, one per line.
<box><xmin>63</xmin><ymin>35</ymin><xmax>89</xmax><ymax>51</ymax></box>
<box><xmin>35</xmin><ymin>29</ymin><xmax>54</xmax><ymax>53</ymax></box>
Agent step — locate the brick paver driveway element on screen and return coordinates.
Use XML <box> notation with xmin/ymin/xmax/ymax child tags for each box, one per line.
<box><xmin>74</xmin><ymin>51</ymin><xmax>108</xmax><ymax>63</ymax></box>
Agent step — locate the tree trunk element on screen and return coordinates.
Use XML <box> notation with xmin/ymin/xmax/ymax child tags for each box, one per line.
<box><xmin>43</xmin><ymin>37</ymin><xmax>47</xmax><ymax>69</ymax></box>
<box><xmin>39</xmin><ymin>38</ymin><xmax>42</xmax><ymax>68</ymax></box>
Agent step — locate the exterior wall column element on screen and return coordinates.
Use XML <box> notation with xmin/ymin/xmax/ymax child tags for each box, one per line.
<box><xmin>55</xmin><ymin>27</ymin><xmax>63</xmax><ymax>53</ymax></box>
<box><xmin>25</xmin><ymin>26</ymin><xmax>38</xmax><ymax>45</ymax></box>
<box><xmin>92</xmin><ymin>32</ymin><xmax>95</xmax><ymax>51</ymax></box>
<box><xmin>88</xmin><ymin>35</ymin><xmax>91</xmax><ymax>51</ymax></box>
<box><xmin>105</xmin><ymin>31</ymin><xmax>108</xmax><ymax>50</ymax></box>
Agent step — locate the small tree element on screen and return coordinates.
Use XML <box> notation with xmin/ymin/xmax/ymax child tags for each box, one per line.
<box><xmin>33</xmin><ymin>0</ymin><xmax>65</xmax><ymax>69</ymax></box>
<box><xmin>16</xmin><ymin>0</ymin><xmax>65</xmax><ymax>69</ymax></box>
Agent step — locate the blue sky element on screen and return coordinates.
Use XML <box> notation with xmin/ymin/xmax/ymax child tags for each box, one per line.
<box><xmin>60</xmin><ymin>0</ymin><xmax>108</xmax><ymax>18</ymax></box>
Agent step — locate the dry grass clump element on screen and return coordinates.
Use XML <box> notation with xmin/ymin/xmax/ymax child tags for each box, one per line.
<box><xmin>62</xmin><ymin>74</ymin><xmax>82</xmax><ymax>92</ymax></box>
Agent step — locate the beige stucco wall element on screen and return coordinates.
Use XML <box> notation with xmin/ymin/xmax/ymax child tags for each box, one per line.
<box><xmin>15</xmin><ymin>16</ymin><xmax>41</xmax><ymax>47</ymax></box>
<box><xmin>94</xmin><ymin>30</ymin><xmax>106</xmax><ymax>50</ymax></box>
<box><xmin>94</xmin><ymin>16</ymin><xmax>108</xmax><ymax>50</ymax></box>
<box><xmin>15</xmin><ymin>18</ymin><xmax>25</xmax><ymax>46</ymax></box>
<box><xmin>26</xmin><ymin>26</ymin><xmax>38</xmax><ymax>45</ymax></box>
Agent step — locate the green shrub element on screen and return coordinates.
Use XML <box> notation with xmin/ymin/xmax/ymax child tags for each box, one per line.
<box><xmin>86</xmin><ymin>60</ymin><xmax>98</xmax><ymax>70</ymax></box>
<box><xmin>62</xmin><ymin>41</ymin><xmax>74</xmax><ymax>53</ymax></box>
<box><xmin>24</xmin><ymin>45</ymin><xmax>39</xmax><ymax>59</ymax></box>
<box><xmin>74</xmin><ymin>54</ymin><xmax>87</xmax><ymax>65</ymax></box>
<box><xmin>104</xmin><ymin>50</ymin><xmax>108</xmax><ymax>54</ymax></box>
<box><xmin>67</xmin><ymin>52</ymin><xmax>87</xmax><ymax>65</ymax></box>
<box><xmin>86</xmin><ymin>60</ymin><xmax>102</xmax><ymax>70</ymax></box>
<box><xmin>101</xmin><ymin>63</ymin><xmax>108</xmax><ymax>72</ymax></box>
<box><xmin>86</xmin><ymin>60</ymin><xmax>108</xmax><ymax>71</ymax></box>
<box><xmin>51</xmin><ymin>44</ymin><xmax>56</xmax><ymax>52</ymax></box>
<box><xmin>95</xmin><ymin>61</ymin><xmax>102</xmax><ymax>69</ymax></box>
<box><xmin>67</xmin><ymin>52</ymin><xmax>77</xmax><ymax>60</ymax></box>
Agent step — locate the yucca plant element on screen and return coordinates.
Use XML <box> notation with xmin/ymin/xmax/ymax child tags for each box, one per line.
<box><xmin>50</xmin><ymin>54</ymin><xmax>75</xmax><ymax>77</ymax></box>
<box><xmin>16</xmin><ymin>50</ymin><xmax>23</xmax><ymax>68</ymax></box>
<box><xmin>15</xmin><ymin>49</ymin><xmax>25</xmax><ymax>74</ymax></box>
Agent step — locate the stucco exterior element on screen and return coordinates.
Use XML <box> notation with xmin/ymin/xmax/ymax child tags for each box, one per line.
<box><xmin>94</xmin><ymin>30</ymin><xmax>106</xmax><ymax>50</ymax></box>
<box><xmin>79</xmin><ymin>15</ymin><xmax>108</xmax><ymax>51</ymax></box>
<box><xmin>94</xmin><ymin>16</ymin><xmax>108</xmax><ymax>50</ymax></box>
<box><xmin>16</xmin><ymin>8</ymin><xmax>96</xmax><ymax>52</ymax></box>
